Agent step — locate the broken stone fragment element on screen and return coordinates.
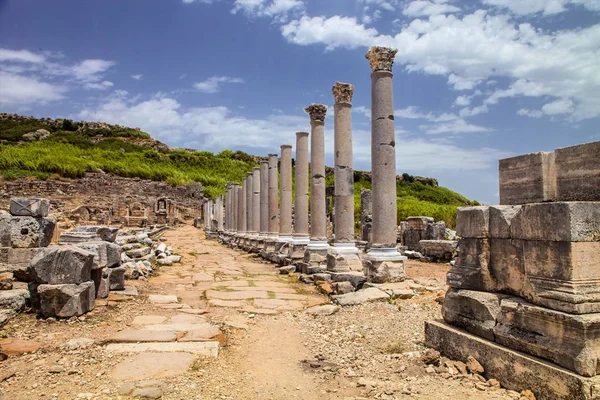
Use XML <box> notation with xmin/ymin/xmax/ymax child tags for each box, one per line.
<box><xmin>37</xmin><ymin>281</ymin><xmax>95</xmax><ymax>318</ymax></box>
<box><xmin>9</xmin><ymin>216</ymin><xmax>55</xmax><ymax>248</ymax></box>
<box><xmin>28</xmin><ymin>246</ymin><xmax>94</xmax><ymax>285</ymax></box>
<box><xmin>9</xmin><ymin>198</ymin><xmax>49</xmax><ymax>218</ymax></box>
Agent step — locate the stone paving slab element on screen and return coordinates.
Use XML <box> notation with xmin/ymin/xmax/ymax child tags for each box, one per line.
<box><xmin>142</xmin><ymin>323</ymin><xmax>216</xmax><ymax>332</ymax></box>
<box><xmin>239</xmin><ymin>306</ymin><xmax>279</xmax><ymax>315</ymax></box>
<box><xmin>192</xmin><ymin>274</ymin><xmax>214</xmax><ymax>282</ymax></box>
<box><xmin>111</xmin><ymin>352</ymin><xmax>195</xmax><ymax>380</ymax></box>
<box><xmin>179</xmin><ymin>325</ymin><xmax>222</xmax><ymax>341</ymax></box>
<box><xmin>109</xmin><ymin>330</ymin><xmax>178</xmax><ymax>343</ymax></box>
<box><xmin>105</xmin><ymin>342</ymin><xmax>219</xmax><ymax>357</ymax></box>
<box><xmin>119</xmin><ymin>286</ymin><xmax>139</xmax><ymax>296</ymax></box>
<box><xmin>170</xmin><ymin>314</ymin><xmax>207</xmax><ymax>324</ymax></box>
<box><xmin>131</xmin><ymin>315</ymin><xmax>168</xmax><ymax>325</ymax></box>
<box><xmin>148</xmin><ymin>294</ymin><xmax>178</xmax><ymax>304</ymax></box>
<box><xmin>331</xmin><ymin>287</ymin><xmax>389</xmax><ymax>306</ymax></box>
<box><xmin>0</xmin><ymin>338</ymin><xmax>42</xmax><ymax>355</ymax></box>
<box><xmin>205</xmin><ymin>290</ymin><xmax>270</xmax><ymax>300</ymax></box>
<box><xmin>208</xmin><ymin>299</ymin><xmax>246</xmax><ymax>308</ymax></box>
<box><xmin>253</xmin><ymin>299</ymin><xmax>305</xmax><ymax>310</ymax></box>
<box><xmin>178</xmin><ymin>309</ymin><xmax>208</xmax><ymax>315</ymax></box>
<box><xmin>225</xmin><ymin>286</ymin><xmax>299</xmax><ymax>294</ymax></box>
<box><xmin>276</xmin><ymin>293</ymin><xmax>312</xmax><ymax>301</ymax></box>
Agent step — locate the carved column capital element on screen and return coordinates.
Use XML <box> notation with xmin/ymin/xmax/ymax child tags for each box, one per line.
<box><xmin>332</xmin><ymin>82</ymin><xmax>354</xmax><ymax>104</ymax></box>
<box><xmin>304</xmin><ymin>103</ymin><xmax>327</xmax><ymax>122</ymax></box>
<box><xmin>365</xmin><ymin>46</ymin><xmax>398</xmax><ymax>72</ymax></box>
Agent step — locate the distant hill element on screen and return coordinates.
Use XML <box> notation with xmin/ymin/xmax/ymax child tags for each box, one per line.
<box><xmin>0</xmin><ymin>113</ymin><xmax>479</xmax><ymax>227</ymax></box>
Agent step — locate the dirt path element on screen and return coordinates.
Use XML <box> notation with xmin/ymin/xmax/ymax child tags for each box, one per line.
<box><xmin>0</xmin><ymin>225</ymin><xmax>520</xmax><ymax>400</ymax></box>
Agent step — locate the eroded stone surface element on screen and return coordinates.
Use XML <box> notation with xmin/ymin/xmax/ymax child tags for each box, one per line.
<box><xmin>111</xmin><ymin>352</ymin><xmax>195</xmax><ymax>380</ymax></box>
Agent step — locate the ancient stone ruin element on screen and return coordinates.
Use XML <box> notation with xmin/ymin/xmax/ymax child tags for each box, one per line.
<box><xmin>426</xmin><ymin>140</ymin><xmax>600</xmax><ymax>400</ymax></box>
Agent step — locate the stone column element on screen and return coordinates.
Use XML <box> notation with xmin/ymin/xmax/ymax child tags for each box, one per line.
<box><xmin>224</xmin><ymin>186</ymin><xmax>229</xmax><ymax>232</ymax></box>
<box><xmin>363</xmin><ymin>46</ymin><xmax>406</xmax><ymax>282</ymax></box>
<box><xmin>232</xmin><ymin>184</ymin><xmax>239</xmax><ymax>235</ymax></box>
<box><xmin>216</xmin><ymin>195</ymin><xmax>224</xmax><ymax>232</ymax></box>
<box><xmin>259</xmin><ymin>161</ymin><xmax>269</xmax><ymax>237</ymax></box>
<box><xmin>245</xmin><ymin>172</ymin><xmax>254</xmax><ymax>248</ymax></box>
<box><xmin>237</xmin><ymin>183</ymin><xmax>245</xmax><ymax>234</ymax></box>
<box><xmin>251</xmin><ymin>167</ymin><xmax>261</xmax><ymax>249</ymax></box>
<box><xmin>279</xmin><ymin>145</ymin><xmax>293</xmax><ymax>241</ymax></box>
<box><xmin>262</xmin><ymin>154</ymin><xmax>279</xmax><ymax>258</ymax></box>
<box><xmin>327</xmin><ymin>82</ymin><xmax>362</xmax><ymax>272</ymax></box>
<box><xmin>304</xmin><ymin>104</ymin><xmax>330</xmax><ymax>264</ymax></box>
<box><xmin>360</xmin><ymin>189</ymin><xmax>373</xmax><ymax>243</ymax></box>
<box><xmin>290</xmin><ymin>132</ymin><xmax>310</xmax><ymax>261</ymax></box>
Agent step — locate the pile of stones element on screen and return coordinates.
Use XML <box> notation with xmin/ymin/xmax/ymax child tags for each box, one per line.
<box><xmin>399</xmin><ymin>216</ymin><xmax>458</xmax><ymax>262</ymax></box>
<box><xmin>117</xmin><ymin>227</ymin><xmax>181</xmax><ymax>279</ymax></box>
<box><xmin>0</xmin><ymin>198</ymin><xmax>56</xmax><ymax>325</ymax></box>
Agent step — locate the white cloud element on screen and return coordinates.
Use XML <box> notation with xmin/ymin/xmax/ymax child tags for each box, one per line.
<box><xmin>419</xmin><ymin>119</ymin><xmax>492</xmax><ymax>134</ymax></box>
<box><xmin>541</xmin><ymin>98</ymin><xmax>574</xmax><ymax>115</ymax></box>
<box><xmin>232</xmin><ymin>0</ymin><xmax>304</xmax><ymax>21</ymax></box>
<box><xmin>131</xmin><ymin>74</ymin><xmax>143</xmax><ymax>80</ymax></box>
<box><xmin>182</xmin><ymin>0</ymin><xmax>220</xmax><ymax>3</ymax></box>
<box><xmin>281</xmin><ymin>16</ymin><xmax>381</xmax><ymax>51</ymax></box>
<box><xmin>459</xmin><ymin>105</ymin><xmax>488</xmax><ymax>117</ymax></box>
<box><xmin>0</xmin><ymin>48</ymin><xmax>46</xmax><ymax>63</ymax></box>
<box><xmin>0</xmin><ymin>71</ymin><xmax>66</xmax><ymax>106</ymax></box>
<box><xmin>363</xmin><ymin>0</ymin><xmax>396</xmax><ymax>12</ymax></box>
<box><xmin>483</xmin><ymin>0</ymin><xmax>600</xmax><ymax>16</ymax></box>
<box><xmin>71</xmin><ymin>59</ymin><xmax>115</xmax><ymax>82</ymax></box>
<box><xmin>454</xmin><ymin>95</ymin><xmax>471</xmax><ymax>106</ymax></box>
<box><xmin>448</xmin><ymin>74</ymin><xmax>480</xmax><ymax>91</ymax></box>
<box><xmin>517</xmin><ymin>108</ymin><xmax>543</xmax><ymax>118</ymax></box>
<box><xmin>193</xmin><ymin>76</ymin><xmax>244</xmax><ymax>93</ymax></box>
<box><xmin>403</xmin><ymin>0</ymin><xmax>460</xmax><ymax>16</ymax></box>
<box><xmin>84</xmin><ymin>80</ymin><xmax>114</xmax><ymax>90</ymax></box>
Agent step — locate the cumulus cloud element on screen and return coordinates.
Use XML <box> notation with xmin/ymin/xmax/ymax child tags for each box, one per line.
<box><xmin>483</xmin><ymin>0</ymin><xmax>600</xmax><ymax>16</ymax></box>
<box><xmin>0</xmin><ymin>48</ymin><xmax>46</xmax><ymax>63</ymax></box>
<box><xmin>232</xmin><ymin>0</ymin><xmax>304</xmax><ymax>21</ymax></box>
<box><xmin>0</xmin><ymin>71</ymin><xmax>66</xmax><ymax>106</ymax></box>
<box><xmin>517</xmin><ymin>108</ymin><xmax>543</xmax><ymax>118</ymax></box>
<box><xmin>131</xmin><ymin>74</ymin><xmax>143</xmax><ymax>80</ymax></box>
<box><xmin>193</xmin><ymin>76</ymin><xmax>244</xmax><ymax>93</ymax></box>
<box><xmin>402</xmin><ymin>0</ymin><xmax>460</xmax><ymax>17</ymax></box>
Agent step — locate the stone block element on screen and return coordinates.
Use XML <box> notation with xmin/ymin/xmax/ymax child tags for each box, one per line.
<box><xmin>419</xmin><ymin>240</ymin><xmax>457</xmax><ymax>262</ymax></box>
<box><xmin>510</xmin><ymin>202</ymin><xmax>600</xmax><ymax>242</ymax></box>
<box><xmin>10</xmin><ymin>216</ymin><xmax>55</xmax><ymax>248</ymax></box>
<box><xmin>9</xmin><ymin>198</ymin><xmax>49</xmax><ymax>217</ymax></box>
<box><xmin>0</xmin><ymin>212</ymin><xmax>11</xmax><ymax>246</ymax></box>
<box><xmin>74</xmin><ymin>241</ymin><xmax>108</xmax><ymax>270</ymax></box>
<box><xmin>28</xmin><ymin>246</ymin><xmax>94</xmax><ymax>284</ymax></box>
<box><xmin>58</xmin><ymin>231</ymin><xmax>99</xmax><ymax>244</ymax></box>
<box><xmin>37</xmin><ymin>282</ymin><xmax>95</xmax><ymax>317</ymax></box>
<box><xmin>0</xmin><ymin>247</ymin><xmax>45</xmax><ymax>280</ymax></box>
<box><xmin>91</xmin><ymin>267</ymin><xmax>110</xmax><ymax>299</ymax></box>
<box><xmin>402</xmin><ymin>229</ymin><xmax>422</xmax><ymax>250</ymax></box>
<box><xmin>406</xmin><ymin>216</ymin><xmax>434</xmax><ymax>230</ymax></box>
<box><xmin>106</xmin><ymin>243</ymin><xmax>121</xmax><ymax>267</ymax></box>
<box><xmin>425</xmin><ymin>320</ymin><xmax>600</xmax><ymax>400</ymax></box>
<box><xmin>330</xmin><ymin>271</ymin><xmax>367</xmax><ymax>289</ymax></box>
<box><xmin>494</xmin><ymin>297</ymin><xmax>600</xmax><ymax>377</ymax></box>
<box><xmin>447</xmin><ymin>238</ymin><xmax>494</xmax><ymax>291</ymax></box>
<box><xmin>555</xmin><ymin>141</ymin><xmax>600</xmax><ymax>201</ymax></box>
<box><xmin>125</xmin><ymin>246</ymin><xmax>151</xmax><ymax>259</ymax></box>
<box><xmin>489</xmin><ymin>239</ymin><xmax>525</xmax><ymax>295</ymax></box>
<box><xmin>75</xmin><ymin>225</ymin><xmax>119</xmax><ymax>242</ymax></box>
<box><xmin>442</xmin><ymin>288</ymin><xmax>509</xmax><ymax>340</ymax></box>
<box><xmin>499</xmin><ymin>151</ymin><xmax>557</xmax><ymax>205</ymax></box>
<box><xmin>488</xmin><ymin>205</ymin><xmax>521</xmax><ymax>239</ymax></box>
<box><xmin>0</xmin><ymin>289</ymin><xmax>29</xmax><ymax>312</ymax></box>
<box><xmin>456</xmin><ymin>206</ymin><xmax>489</xmax><ymax>238</ymax></box>
<box><xmin>109</xmin><ymin>265</ymin><xmax>126</xmax><ymax>290</ymax></box>
<box><xmin>363</xmin><ymin>259</ymin><xmax>405</xmax><ymax>283</ymax></box>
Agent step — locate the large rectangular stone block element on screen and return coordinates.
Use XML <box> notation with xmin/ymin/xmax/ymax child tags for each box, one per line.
<box><xmin>499</xmin><ymin>151</ymin><xmax>557</xmax><ymax>205</ymax></box>
<box><xmin>10</xmin><ymin>216</ymin><xmax>55</xmax><ymax>248</ymax></box>
<box><xmin>488</xmin><ymin>205</ymin><xmax>521</xmax><ymax>239</ymax></box>
<box><xmin>425</xmin><ymin>320</ymin><xmax>600</xmax><ymax>400</ymax></box>
<box><xmin>91</xmin><ymin>267</ymin><xmax>109</xmax><ymax>299</ymax></box>
<box><xmin>494</xmin><ymin>297</ymin><xmax>600</xmax><ymax>377</ymax></box>
<box><xmin>28</xmin><ymin>246</ymin><xmax>94</xmax><ymax>284</ymax></box>
<box><xmin>511</xmin><ymin>202</ymin><xmax>600</xmax><ymax>242</ymax></box>
<box><xmin>442</xmin><ymin>288</ymin><xmax>509</xmax><ymax>340</ymax></box>
<box><xmin>0</xmin><ymin>247</ymin><xmax>46</xmax><ymax>281</ymax></box>
<box><xmin>555</xmin><ymin>141</ymin><xmax>600</xmax><ymax>202</ymax></box>
<box><xmin>9</xmin><ymin>198</ymin><xmax>49</xmax><ymax>217</ymax></box>
<box><xmin>37</xmin><ymin>281</ymin><xmax>95</xmax><ymax>318</ymax></box>
<box><xmin>0</xmin><ymin>212</ymin><xmax>10</xmax><ymax>247</ymax></box>
<box><xmin>75</xmin><ymin>226</ymin><xmax>119</xmax><ymax>242</ymax></box>
<box><xmin>489</xmin><ymin>238</ymin><xmax>524</xmax><ymax>294</ymax></box>
<box><xmin>456</xmin><ymin>206</ymin><xmax>489</xmax><ymax>238</ymax></box>
<box><xmin>447</xmin><ymin>238</ymin><xmax>495</xmax><ymax>291</ymax></box>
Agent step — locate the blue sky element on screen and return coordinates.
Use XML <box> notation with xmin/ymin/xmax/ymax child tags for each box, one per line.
<box><xmin>1</xmin><ymin>0</ymin><xmax>599</xmax><ymax>204</ymax></box>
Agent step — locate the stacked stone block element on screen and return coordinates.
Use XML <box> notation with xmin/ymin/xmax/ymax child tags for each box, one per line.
<box><xmin>428</xmin><ymin>141</ymin><xmax>600</xmax><ymax>399</ymax></box>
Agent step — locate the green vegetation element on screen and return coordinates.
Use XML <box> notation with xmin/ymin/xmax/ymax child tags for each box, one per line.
<box><xmin>0</xmin><ymin>115</ymin><xmax>478</xmax><ymax>227</ymax></box>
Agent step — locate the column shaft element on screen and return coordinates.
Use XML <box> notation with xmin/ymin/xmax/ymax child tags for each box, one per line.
<box><xmin>294</xmin><ymin>132</ymin><xmax>309</xmax><ymax>238</ymax></box>
<box><xmin>279</xmin><ymin>145</ymin><xmax>293</xmax><ymax>237</ymax></box>
<box><xmin>245</xmin><ymin>172</ymin><xmax>253</xmax><ymax>233</ymax></box>
<box><xmin>252</xmin><ymin>168</ymin><xmax>261</xmax><ymax>233</ymax></box>
<box><xmin>267</xmin><ymin>154</ymin><xmax>279</xmax><ymax>235</ymax></box>
<box><xmin>259</xmin><ymin>161</ymin><xmax>269</xmax><ymax>235</ymax></box>
<box><xmin>232</xmin><ymin>184</ymin><xmax>239</xmax><ymax>232</ymax></box>
<box><xmin>307</xmin><ymin>105</ymin><xmax>327</xmax><ymax>242</ymax></box>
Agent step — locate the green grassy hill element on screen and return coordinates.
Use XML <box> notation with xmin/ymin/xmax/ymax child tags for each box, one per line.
<box><xmin>0</xmin><ymin>114</ymin><xmax>479</xmax><ymax>227</ymax></box>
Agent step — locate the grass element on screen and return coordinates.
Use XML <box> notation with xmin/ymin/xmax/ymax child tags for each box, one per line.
<box><xmin>267</xmin><ymin>291</ymin><xmax>276</xmax><ymax>299</ymax></box>
<box><xmin>381</xmin><ymin>340</ymin><xmax>409</xmax><ymax>354</ymax></box>
<box><xmin>0</xmin><ymin>115</ymin><xmax>480</xmax><ymax>227</ymax></box>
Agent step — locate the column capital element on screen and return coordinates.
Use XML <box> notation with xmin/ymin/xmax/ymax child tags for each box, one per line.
<box><xmin>332</xmin><ymin>82</ymin><xmax>355</xmax><ymax>104</ymax></box>
<box><xmin>280</xmin><ymin>144</ymin><xmax>292</xmax><ymax>150</ymax></box>
<box><xmin>296</xmin><ymin>131</ymin><xmax>309</xmax><ymax>138</ymax></box>
<box><xmin>246</xmin><ymin>172</ymin><xmax>253</xmax><ymax>177</ymax></box>
<box><xmin>365</xmin><ymin>46</ymin><xmax>398</xmax><ymax>72</ymax></box>
<box><xmin>304</xmin><ymin>103</ymin><xmax>327</xmax><ymax>122</ymax></box>
<box><xmin>253</xmin><ymin>167</ymin><xmax>260</xmax><ymax>172</ymax></box>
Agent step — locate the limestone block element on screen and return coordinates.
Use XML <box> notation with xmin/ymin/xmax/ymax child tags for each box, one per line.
<box><xmin>489</xmin><ymin>239</ymin><xmax>525</xmax><ymax>295</ymax></box>
<box><xmin>75</xmin><ymin>226</ymin><xmax>119</xmax><ymax>242</ymax></box>
<box><xmin>74</xmin><ymin>242</ymin><xmax>107</xmax><ymax>270</ymax></box>
<box><xmin>125</xmin><ymin>246</ymin><xmax>151</xmax><ymax>259</ymax></box>
<box><xmin>0</xmin><ymin>289</ymin><xmax>30</xmax><ymax>312</ymax></box>
<box><xmin>402</xmin><ymin>230</ymin><xmax>422</xmax><ymax>250</ymax></box>
<box><xmin>91</xmin><ymin>267</ymin><xmax>109</xmax><ymax>299</ymax></box>
<box><xmin>447</xmin><ymin>238</ymin><xmax>494</xmax><ymax>291</ymax></box>
<box><xmin>456</xmin><ymin>206</ymin><xmax>489</xmax><ymax>238</ymax></box>
<box><xmin>494</xmin><ymin>297</ymin><xmax>600</xmax><ymax>377</ymax></box>
<box><xmin>419</xmin><ymin>240</ymin><xmax>457</xmax><ymax>262</ymax></box>
<box><xmin>555</xmin><ymin>141</ymin><xmax>600</xmax><ymax>201</ymax></box>
<box><xmin>109</xmin><ymin>265</ymin><xmax>126</xmax><ymax>290</ymax></box>
<box><xmin>499</xmin><ymin>151</ymin><xmax>557</xmax><ymax>205</ymax></box>
<box><xmin>0</xmin><ymin>212</ymin><xmax>11</xmax><ymax>246</ymax></box>
<box><xmin>489</xmin><ymin>205</ymin><xmax>521</xmax><ymax>239</ymax></box>
<box><xmin>37</xmin><ymin>281</ymin><xmax>95</xmax><ymax>317</ymax></box>
<box><xmin>106</xmin><ymin>243</ymin><xmax>121</xmax><ymax>267</ymax></box>
<box><xmin>442</xmin><ymin>288</ymin><xmax>510</xmax><ymax>340</ymax></box>
<box><xmin>510</xmin><ymin>202</ymin><xmax>600</xmax><ymax>242</ymax></box>
<box><xmin>406</xmin><ymin>216</ymin><xmax>434</xmax><ymax>230</ymax></box>
<box><xmin>363</xmin><ymin>259</ymin><xmax>405</xmax><ymax>283</ymax></box>
<box><xmin>58</xmin><ymin>231</ymin><xmax>99</xmax><ymax>244</ymax></box>
<box><xmin>28</xmin><ymin>246</ymin><xmax>94</xmax><ymax>284</ymax></box>
<box><xmin>10</xmin><ymin>216</ymin><xmax>55</xmax><ymax>248</ymax></box>
<box><xmin>0</xmin><ymin>247</ymin><xmax>45</xmax><ymax>280</ymax></box>
<box><xmin>10</xmin><ymin>198</ymin><xmax>49</xmax><ymax>217</ymax></box>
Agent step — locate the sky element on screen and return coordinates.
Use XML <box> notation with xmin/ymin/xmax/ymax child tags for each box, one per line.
<box><xmin>0</xmin><ymin>0</ymin><xmax>599</xmax><ymax>204</ymax></box>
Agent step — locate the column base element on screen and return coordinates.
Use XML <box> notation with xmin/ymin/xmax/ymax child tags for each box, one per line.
<box><xmin>425</xmin><ymin>320</ymin><xmax>600</xmax><ymax>400</ymax></box>
<box><xmin>303</xmin><ymin>240</ymin><xmax>330</xmax><ymax>265</ymax></box>
<box><xmin>327</xmin><ymin>243</ymin><xmax>363</xmax><ymax>272</ymax></box>
<box><xmin>289</xmin><ymin>236</ymin><xmax>310</xmax><ymax>260</ymax></box>
<box><xmin>363</xmin><ymin>247</ymin><xmax>406</xmax><ymax>283</ymax></box>
<box><xmin>261</xmin><ymin>236</ymin><xmax>278</xmax><ymax>260</ymax></box>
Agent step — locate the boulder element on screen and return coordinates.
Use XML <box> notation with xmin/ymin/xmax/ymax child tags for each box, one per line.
<box><xmin>28</xmin><ymin>246</ymin><xmax>94</xmax><ymax>284</ymax></box>
<box><xmin>10</xmin><ymin>216</ymin><xmax>55</xmax><ymax>248</ymax></box>
<box><xmin>37</xmin><ymin>282</ymin><xmax>95</xmax><ymax>317</ymax></box>
<box><xmin>109</xmin><ymin>265</ymin><xmax>126</xmax><ymax>290</ymax></box>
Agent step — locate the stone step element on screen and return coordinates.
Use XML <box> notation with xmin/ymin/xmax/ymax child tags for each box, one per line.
<box><xmin>108</xmin><ymin>330</ymin><xmax>178</xmax><ymax>343</ymax></box>
<box><xmin>141</xmin><ymin>323</ymin><xmax>217</xmax><ymax>332</ymax></box>
<box><xmin>105</xmin><ymin>341</ymin><xmax>219</xmax><ymax>357</ymax></box>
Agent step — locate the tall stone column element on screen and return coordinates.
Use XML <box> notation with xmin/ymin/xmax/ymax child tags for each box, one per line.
<box><xmin>360</xmin><ymin>189</ymin><xmax>373</xmax><ymax>243</ymax></box>
<box><xmin>279</xmin><ymin>145</ymin><xmax>293</xmax><ymax>241</ymax></box>
<box><xmin>327</xmin><ymin>82</ymin><xmax>362</xmax><ymax>272</ymax></box>
<box><xmin>232</xmin><ymin>184</ymin><xmax>239</xmax><ymax>235</ymax></box>
<box><xmin>363</xmin><ymin>46</ymin><xmax>406</xmax><ymax>282</ymax></box>
<box><xmin>262</xmin><ymin>154</ymin><xmax>279</xmax><ymax>258</ymax></box>
<box><xmin>224</xmin><ymin>186</ymin><xmax>229</xmax><ymax>232</ymax></box>
<box><xmin>251</xmin><ymin>167</ymin><xmax>261</xmax><ymax>250</ymax></box>
<box><xmin>216</xmin><ymin>195</ymin><xmax>224</xmax><ymax>232</ymax></box>
<box><xmin>290</xmin><ymin>132</ymin><xmax>310</xmax><ymax>261</ymax></box>
<box><xmin>259</xmin><ymin>161</ymin><xmax>269</xmax><ymax>237</ymax></box>
<box><xmin>237</xmin><ymin>183</ymin><xmax>245</xmax><ymax>234</ymax></box>
<box><xmin>304</xmin><ymin>104</ymin><xmax>330</xmax><ymax>264</ymax></box>
<box><xmin>245</xmin><ymin>172</ymin><xmax>254</xmax><ymax>248</ymax></box>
